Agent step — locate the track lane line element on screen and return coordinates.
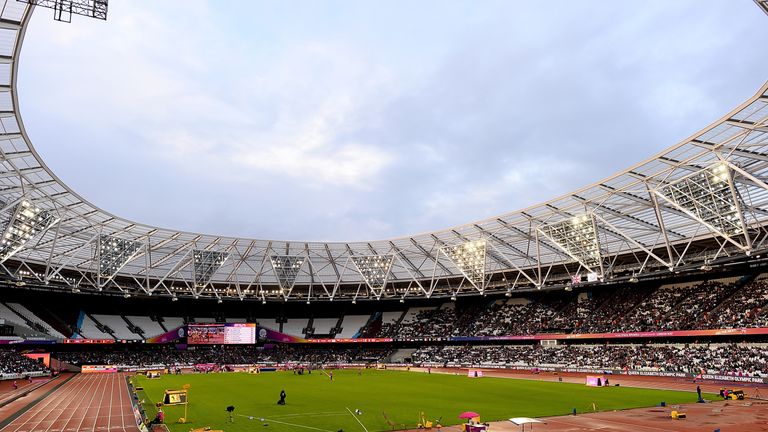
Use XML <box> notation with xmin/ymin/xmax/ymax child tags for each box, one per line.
<box><xmin>42</xmin><ymin>374</ymin><xmax>95</xmax><ymax>432</ymax></box>
<box><xmin>60</xmin><ymin>375</ymin><xmax>99</xmax><ymax>432</ymax></box>
<box><xmin>74</xmin><ymin>374</ymin><xmax>105</xmax><ymax>432</ymax></box>
<box><xmin>4</xmin><ymin>374</ymin><xmax>91</xmax><ymax>432</ymax></box>
<box><xmin>87</xmin><ymin>373</ymin><xmax>109</xmax><ymax>432</ymax></box>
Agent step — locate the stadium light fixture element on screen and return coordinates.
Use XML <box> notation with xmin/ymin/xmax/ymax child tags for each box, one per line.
<box><xmin>440</xmin><ymin>240</ymin><xmax>487</xmax><ymax>290</ymax></box>
<box><xmin>538</xmin><ymin>213</ymin><xmax>603</xmax><ymax>276</ymax></box>
<box><xmin>0</xmin><ymin>199</ymin><xmax>59</xmax><ymax>263</ymax></box>
<box><xmin>270</xmin><ymin>255</ymin><xmax>305</xmax><ymax>292</ymax></box>
<box><xmin>654</xmin><ymin>163</ymin><xmax>750</xmax><ymax>250</ymax></box>
<box><xmin>97</xmin><ymin>234</ymin><xmax>143</xmax><ymax>282</ymax></box>
<box><xmin>193</xmin><ymin>249</ymin><xmax>229</xmax><ymax>288</ymax></box>
<box><xmin>351</xmin><ymin>255</ymin><xmax>394</xmax><ymax>295</ymax></box>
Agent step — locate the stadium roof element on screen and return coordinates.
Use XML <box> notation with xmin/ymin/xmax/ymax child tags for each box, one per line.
<box><xmin>756</xmin><ymin>0</ymin><xmax>768</xmax><ymax>15</ymax></box>
<box><xmin>0</xmin><ymin>0</ymin><xmax>767</xmax><ymax>302</ymax></box>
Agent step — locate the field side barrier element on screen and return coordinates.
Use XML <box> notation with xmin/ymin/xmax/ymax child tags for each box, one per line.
<box><xmin>89</xmin><ymin>361</ymin><xmax>768</xmax><ymax>384</ymax></box>
<box><xmin>126</xmin><ymin>376</ymin><xmax>150</xmax><ymax>432</ymax></box>
<box><xmin>409</xmin><ymin>363</ymin><xmax>768</xmax><ymax>384</ymax></box>
<box><xmin>0</xmin><ymin>370</ymin><xmax>50</xmax><ymax>381</ymax></box>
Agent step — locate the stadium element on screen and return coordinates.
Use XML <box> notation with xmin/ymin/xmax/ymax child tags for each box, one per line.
<box><xmin>1</xmin><ymin>0</ymin><xmax>768</xmax><ymax>431</ymax></box>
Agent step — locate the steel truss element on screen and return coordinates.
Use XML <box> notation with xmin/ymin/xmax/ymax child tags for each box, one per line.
<box><xmin>16</xmin><ymin>0</ymin><xmax>106</xmax><ymax>22</ymax></box>
<box><xmin>0</xmin><ymin>1</ymin><xmax>767</xmax><ymax>302</ymax></box>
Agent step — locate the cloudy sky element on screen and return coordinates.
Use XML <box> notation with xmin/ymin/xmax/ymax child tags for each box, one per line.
<box><xmin>16</xmin><ymin>0</ymin><xmax>768</xmax><ymax>242</ymax></box>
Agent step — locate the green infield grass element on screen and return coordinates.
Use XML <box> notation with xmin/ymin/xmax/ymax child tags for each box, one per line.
<box><xmin>134</xmin><ymin>369</ymin><xmax>706</xmax><ymax>432</ymax></box>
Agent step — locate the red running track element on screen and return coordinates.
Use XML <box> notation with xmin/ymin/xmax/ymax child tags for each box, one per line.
<box><xmin>1</xmin><ymin>373</ymin><xmax>140</xmax><ymax>432</ymax></box>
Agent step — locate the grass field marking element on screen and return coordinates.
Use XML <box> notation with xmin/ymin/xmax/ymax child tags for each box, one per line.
<box><xmin>269</xmin><ymin>412</ymin><xmax>348</xmax><ymax>419</ymax></box>
<box><xmin>345</xmin><ymin>407</ymin><xmax>369</xmax><ymax>432</ymax></box>
<box><xmin>235</xmin><ymin>414</ymin><xmax>336</xmax><ymax>432</ymax></box>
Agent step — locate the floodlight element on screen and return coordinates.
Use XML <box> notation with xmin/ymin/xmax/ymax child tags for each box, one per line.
<box><xmin>655</xmin><ymin>164</ymin><xmax>747</xmax><ymax>242</ymax></box>
<box><xmin>270</xmin><ymin>255</ymin><xmax>305</xmax><ymax>290</ymax></box>
<box><xmin>538</xmin><ymin>213</ymin><xmax>602</xmax><ymax>274</ymax></box>
<box><xmin>351</xmin><ymin>255</ymin><xmax>394</xmax><ymax>291</ymax></box>
<box><xmin>0</xmin><ymin>200</ymin><xmax>59</xmax><ymax>263</ymax></box>
<box><xmin>193</xmin><ymin>249</ymin><xmax>229</xmax><ymax>287</ymax></box>
<box><xmin>441</xmin><ymin>240</ymin><xmax>487</xmax><ymax>288</ymax></box>
<box><xmin>98</xmin><ymin>234</ymin><xmax>143</xmax><ymax>280</ymax></box>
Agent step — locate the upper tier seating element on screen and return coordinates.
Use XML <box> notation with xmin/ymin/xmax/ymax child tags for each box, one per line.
<box><xmin>92</xmin><ymin>315</ymin><xmax>139</xmax><ymax>340</ymax></box>
<box><xmin>7</xmin><ymin>303</ymin><xmax>65</xmax><ymax>338</ymax></box>
<box><xmin>310</xmin><ymin>318</ymin><xmax>337</xmax><ymax>336</ymax></box>
<box><xmin>282</xmin><ymin>319</ymin><xmax>308</xmax><ymax>337</ymax></box>
<box><xmin>78</xmin><ymin>314</ymin><xmax>113</xmax><ymax>339</ymax></box>
<box><xmin>337</xmin><ymin>315</ymin><xmax>369</xmax><ymax>338</ymax></box>
<box><xmin>126</xmin><ymin>315</ymin><xmax>165</xmax><ymax>338</ymax></box>
<box><xmin>162</xmin><ymin>317</ymin><xmax>185</xmax><ymax>330</ymax></box>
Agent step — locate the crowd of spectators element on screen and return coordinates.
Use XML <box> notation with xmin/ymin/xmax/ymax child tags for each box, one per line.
<box><xmin>396</xmin><ymin>308</ymin><xmax>456</xmax><ymax>338</ymax></box>
<box><xmin>700</xmin><ymin>278</ymin><xmax>768</xmax><ymax>329</ymax></box>
<box><xmin>53</xmin><ymin>346</ymin><xmax>394</xmax><ymax>368</ymax></box>
<box><xmin>464</xmin><ymin>302</ymin><xmax>559</xmax><ymax>336</ymax></box>
<box><xmin>548</xmin><ymin>292</ymin><xmax>609</xmax><ymax>332</ymax></box>
<box><xmin>0</xmin><ymin>350</ymin><xmax>48</xmax><ymax>376</ymax></box>
<box><xmin>411</xmin><ymin>343</ymin><xmax>768</xmax><ymax>377</ymax></box>
<box><xmin>364</xmin><ymin>277</ymin><xmax>766</xmax><ymax>339</ymax></box>
<box><xmin>613</xmin><ymin>283</ymin><xmax>702</xmax><ymax>332</ymax></box>
<box><xmin>661</xmin><ymin>280</ymin><xmax>740</xmax><ymax>330</ymax></box>
<box><xmin>576</xmin><ymin>286</ymin><xmax>654</xmax><ymax>333</ymax></box>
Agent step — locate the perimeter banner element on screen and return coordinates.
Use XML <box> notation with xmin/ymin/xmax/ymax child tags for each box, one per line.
<box><xmin>306</xmin><ymin>327</ymin><xmax>768</xmax><ymax>343</ymax></box>
<box><xmin>81</xmin><ymin>365</ymin><xmax>118</xmax><ymax>373</ymax></box>
<box><xmin>0</xmin><ymin>338</ymin><xmax>57</xmax><ymax>345</ymax></box>
<box><xmin>180</xmin><ymin>326</ymin><xmax>768</xmax><ymax>344</ymax></box>
<box><xmin>63</xmin><ymin>339</ymin><xmax>115</xmax><ymax>344</ymax></box>
<box><xmin>146</xmin><ymin>326</ymin><xmax>186</xmax><ymax>344</ymax></box>
<box><xmin>450</xmin><ymin>327</ymin><xmax>768</xmax><ymax>342</ymax></box>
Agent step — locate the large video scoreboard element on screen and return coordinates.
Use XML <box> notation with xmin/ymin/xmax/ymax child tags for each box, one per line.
<box><xmin>187</xmin><ymin>323</ymin><xmax>257</xmax><ymax>344</ymax></box>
